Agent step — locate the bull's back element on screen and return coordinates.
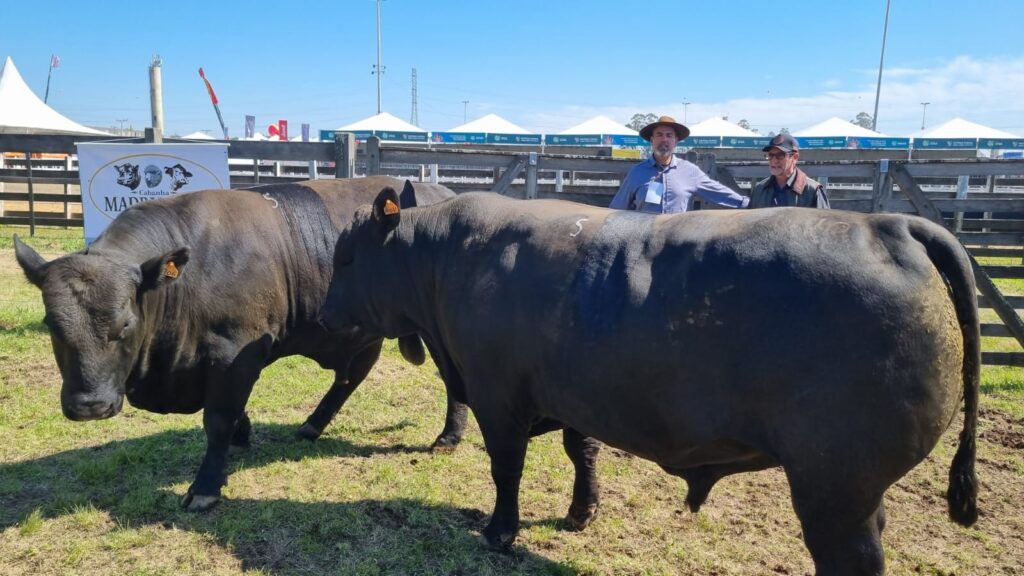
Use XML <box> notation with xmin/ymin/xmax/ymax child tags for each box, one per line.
<box><xmin>421</xmin><ymin>201</ymin><xmax>965</xmax><ymax>465</ymax></box>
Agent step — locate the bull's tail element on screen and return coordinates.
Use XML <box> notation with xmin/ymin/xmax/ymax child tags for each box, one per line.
<box><xmin>910</xmin><ymin>218</ymin><xmax>980</xmax><ymax>527</ymax></box>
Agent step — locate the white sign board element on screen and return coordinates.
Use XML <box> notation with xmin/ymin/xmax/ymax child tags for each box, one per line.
<box><xmin>77</xmin><ymin>143</ymin><xmax>230</xmax><ymax>243</ymax></box>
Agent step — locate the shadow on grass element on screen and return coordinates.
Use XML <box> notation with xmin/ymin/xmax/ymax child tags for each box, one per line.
<box><xmin>0</xmin><ymin>423</ymin><xmax>578</xmax><ymax>575</ymax></box>
<box><xmin>0</xmin><ymin>319</ymin><xmax>48</xmax><ymax>334</ymax></box>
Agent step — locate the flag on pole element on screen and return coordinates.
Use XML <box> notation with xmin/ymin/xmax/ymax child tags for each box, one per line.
<box><xmin>198</xmin><ymin>68</ymin><xmax>218</xmax><ymax>105</ymax></box>
<box><xmin>245</xmin><ymin>115</ymin><xmax>255</xmax><ymax>139</ymax></box>
<box><xmin>50</xmin><ymin>55</ymin><xmax>60</xmax><ymax>69</ymax></box>
<box><xmin>279</xmin><ymin>120</ymin><xmax>288</xmax><ymax>141</ymax></box>
<box><xmin>301</xmin><ymin>123</ymin><xmax>310</xmax><ymax>142</ymax></box>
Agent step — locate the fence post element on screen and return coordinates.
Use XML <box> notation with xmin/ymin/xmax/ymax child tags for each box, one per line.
<box><xmin>366</xmin><ymin>136</ymin><xmax>381</xmax><ymax>176</ymax></box>
<box><xmin>334</xmin><ymin>132</ymin><xmax>354</xmax><ymax>179</ymax></box>
<box><xmin>953</xmin><ymin>175</ymin><xmax>969</xmax><ymax>232</ymax></box>
<box><xmin>0</xmin><ymin>153</ymin><xmax>5</xmax><ymax>217</ymax></box>
<box><xmin>63</xmin><ymin>155</ymin><xmax>72</xmax><ymax>221</ymax></box>
<box><xmin>25</xmin><ymin>152</ymin><xmax>35</xmax><ymax>236</ymax></box>
<box><xmin>525</xmin><ymin>152</ymin><xmax>539</xmax><ymax>199</ymax></box>
<box><xmin>252</xmin><ymin>159</ymin><xmax>260</xmax><ymax>185</ymax></box>
<box><xmin>430</xmin><ymin>164</ymin><xmax>439</xmax><ymax>184</ymax></box>
<box><xmin>870</xmin><ymin>160</ymin><xmax>892</xmax><ymax>213</ymax></box>
<box><xmin>555</xmin><ymin>169</ymin><xmax>564</xmax><ymax>193</ymax></box>
<box><xmin>983</xmin><ymin>175</ymin><xmax>995</xmax><ymax>232</ymax></box>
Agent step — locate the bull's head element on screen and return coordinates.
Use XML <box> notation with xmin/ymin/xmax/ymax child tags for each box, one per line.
<box><xmin>321</xmin><ymin>183</ymin><xmax>414</xmax><ymax>345</ymax></box>
<box><xmin>14</xmin><ymin>235</ymin><xmax>189</xmax><ymax>421</ymax></box>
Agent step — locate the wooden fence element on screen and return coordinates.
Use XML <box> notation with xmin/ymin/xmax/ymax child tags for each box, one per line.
<box><xmin>3</xmin><ymin>132</ymin><xmax>1024</xmax><ymax>366</ymax></box>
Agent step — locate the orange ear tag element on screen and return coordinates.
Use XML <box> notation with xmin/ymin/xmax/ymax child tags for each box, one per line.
<box><xmin>164</xmin><ymin>261</ymin><xmax>180</xmax><ymax>279</ymax></box>
<box><xmin>383</xmin><ymin>199</ymin><xmax>400</xmax><ymax>215</ymax></box>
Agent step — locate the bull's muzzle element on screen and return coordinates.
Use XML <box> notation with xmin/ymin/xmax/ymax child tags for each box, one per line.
<box><xmin>62</xmin><ymin>390</ymin><xmax>124</xmax><ymax>421</ymax></box>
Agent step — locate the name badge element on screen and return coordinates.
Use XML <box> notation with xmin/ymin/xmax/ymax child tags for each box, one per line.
<box><xmin>643</xmin><ymin>181</ymin><xmax>664</xmax><ymax>205</ymax></box>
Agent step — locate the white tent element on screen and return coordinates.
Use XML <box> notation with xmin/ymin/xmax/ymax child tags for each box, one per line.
<box><xmin>687</xmin><ymin>117</ymin><xmax>757</xmax><ymax>137</ymax></box>
<box><xmin>182</xmin><ymin>131</ymin><xmax>216</xmax><ymax>140</ymax></box>
<box><xmin>559</xmin><ymin>115</ymin><xmax>636</xmax><ymax>135</ymax></box>
<box><xmin>0</xmin><ymin>56</ymin><xmax>108</xmax><ymax>135</ymax></box>
<box><xmin>794</xmin><ymin>117</ymin><xmax>885</xmax><ymax>137</ymax></box>
<box><xmin>338</xmin><ymin>111</ymin><xmax>425</xmax><ymax>133</ymax></box>
<box><xmin>912</xmin><ymin>117</ymin><xmax>1018</xmax><ymax>139</ymax></box>
<box><xmin>447</xmin><ymin>113</ymin><xmax>530</xmax><ymax>134</ymax></box>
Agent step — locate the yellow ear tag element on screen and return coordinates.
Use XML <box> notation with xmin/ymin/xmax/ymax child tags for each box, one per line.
<box><xmin>383</xmin><ymin>199</ymin><xmax>400</xmax><ymax>216</ymax></box>
<box><xmin>163</xmin><ymin>261</ymin><xmax>180</xmax><ymax>279</ymax></box>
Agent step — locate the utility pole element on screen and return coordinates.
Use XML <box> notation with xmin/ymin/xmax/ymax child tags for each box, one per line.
<box><xmin>116</xmin><ymin>118</ymin><xmax>128</xmax><ymax>135</ymax></box>
<box><xmin>920</xmin><ymin>102</ymin><xmax>930</xmax><ymax>131</ymax></box>
<box><xmin>411</xmin><ymin>68</ymin><xmax>418</xmax><ymax>126</ymax></box>
<box><xmin>462</xmin><ymin>100</ymin><xmax>469</xmax><ymax>123</ymax></box>
<box><xmin>682</xmin><ymin>101</ymin><xmax>691</xmax><ymax>123</ymax></box>
<box><xmin>871</xmin><ymin>0</ymin><xmax>891</xmax><ymax>131</ymax></box>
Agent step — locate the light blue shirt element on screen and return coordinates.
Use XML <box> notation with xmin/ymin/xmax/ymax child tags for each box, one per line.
<box><xmin>609</xmin><ymin>155</ymin><xmax>750</xmax><ymax>213</ymax></box>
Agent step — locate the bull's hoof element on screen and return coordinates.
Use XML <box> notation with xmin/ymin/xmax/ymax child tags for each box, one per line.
<box><xmin>180</xmin><ymin>491</ymin><xmax>221</xmax><ymax>512</ymax></box>
<box><xmin>430</xmin><ymin>435</ymin><xmax>462</xmax><ymax>453</ymax></box>
<box><xmin>480</xmin><ymin>529</ymin><xmax>517</xmax><ymax>551</ymax></box>
<box><xmin>565</xmin><ymin>503</ymin><xmax>599</xmax><ymax>531</ymax></box>
<box><xmin>296</xmin><ymin>422</ymin><xmax>323</xmax><ymax>441</ymax></box>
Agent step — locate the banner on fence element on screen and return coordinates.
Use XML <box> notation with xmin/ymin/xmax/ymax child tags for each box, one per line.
<box><xmin>431</xmin><ymin>131</ymin><xmax>487</xmax><ymax>144</ymax></box>
<box><xmin>487</xmin><ymin>133</ymin><xmax>543</xmax><ymax>145</ymax></box>
<box><xmin>845</xmin><ymin>137</ymin><xmax>911</xmax><ymax>149</ymax></box>
<box><xmin>913</xmin><ymin>138</ymin><xmax>978</xmax><ymax>149</ymax></box>
<box><xmin>77</xmin><ymin>143</ymin><xmax>229</xmax><ymax>243</ymax></box>
<box><xmin>978</xmin><ymin>138</ymin><xmax>1024</xmax><ymax>149</ymax></box>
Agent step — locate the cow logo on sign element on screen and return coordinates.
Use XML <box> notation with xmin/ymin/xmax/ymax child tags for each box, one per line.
<box><xmin>114</xmin><ymin>163</ymin><xmax>141</xmax><ymax>190</ymax></box>
<box><xmin>163</xmin><ymin>164</ymin><xmax>193</xmax><ymax>191</ymax></box>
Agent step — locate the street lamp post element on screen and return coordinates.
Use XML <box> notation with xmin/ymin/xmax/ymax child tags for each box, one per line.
<box><xmin>920</xmin><ymin>102</ymin><xmax>930</xmax><ymax>131</ymax></box>
<box><xmin>462</xmin><ymin>100</ymin><xmax>469</xmax><ymax>123</ymax></box>
<box><xmin>871</xmin><ymin>0</ymin><xmax>892</xmax><ymax>131</ymax></box>
<box><xmin>682</xmin><ymin>101</ymin><xmax>691</xmax><ymax>123</ymax></box>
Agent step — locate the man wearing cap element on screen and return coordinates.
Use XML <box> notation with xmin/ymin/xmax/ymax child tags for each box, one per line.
<box><xmin>609</xmin><ymin>115</ymin><xmax>750</xmax><ymax>213</ymax></box>
<box><xmin>748</xmin><ymin>133</ymin><xmax>829</xmax><ymax>209</ymax></box>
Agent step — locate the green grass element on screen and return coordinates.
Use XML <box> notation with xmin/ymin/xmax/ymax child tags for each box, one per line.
<box><xmin>1</xmin><ymin>226</ymin><xmax>1022</xmax><ymax>575</ymax></box>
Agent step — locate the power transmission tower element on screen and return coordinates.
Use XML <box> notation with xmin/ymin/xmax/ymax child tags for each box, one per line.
<box><xmin>411</xmin><ymin>68</ymin><xmax>418</xmax><ymax>126</ymax></box>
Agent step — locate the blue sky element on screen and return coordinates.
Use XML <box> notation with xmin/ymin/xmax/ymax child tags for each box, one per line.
<box><xmin>3</xmin><ymin>0</ymin><xmax>1023</xmax><ymax>137</ymax></box>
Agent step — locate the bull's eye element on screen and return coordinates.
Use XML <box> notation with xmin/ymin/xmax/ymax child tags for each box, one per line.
<box><xmin>110</xmin><ymin>318</ymin><xmax>132</xmax><ymax>342</ymax></box>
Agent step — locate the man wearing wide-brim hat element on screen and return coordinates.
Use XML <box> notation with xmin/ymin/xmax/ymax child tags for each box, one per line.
<box><xmin>609</xmin><ymin>115</ymin><xmax>749</xmax><ymax>213</ymax></box>
<box><xmin>748</xmin><ymin>133</ymin><xmax>829</xmax><ymax>209</ymax></box>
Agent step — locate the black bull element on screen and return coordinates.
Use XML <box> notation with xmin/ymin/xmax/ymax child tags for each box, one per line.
<box><xmin>13</xmin><ymin>177</ymin><xmax>470</xmax><ymax>512</ymax></box>
<box><xmin>322</xmin><ymin>189</ymin><xmax>980</xmax><ymax>575</ymax></box>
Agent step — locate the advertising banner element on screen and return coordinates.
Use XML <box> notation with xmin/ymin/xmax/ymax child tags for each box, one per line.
<box><xmin>913</xmin><ymin>138</ymin><xmax>978</xmax><ymax>149</ymax></box>
<box><xmin>720</xmin><ymin>136</ymin><xmax>773</xmax><ymax>148</ymax></box>
<box><xmin>796</xmin><ymin>137</ymin><xmax>847</xmax><ymax>148</ymax></box>
<box><xmin>545</xmin><ymin>134</ymin><xmax>603</xmax><ymax>146</ymax></box>
<box><xmin>978</xmin><ymin>138</ymin><xmax>1024</xmax><ymax>149</ymax></box>
<box><xmin>77</xmin><ymin>143</ymin><xmax>230</xmax><ymax>243</ymax></box>
<box><xmin>488</xmin><ymin>133</ymin><xmax>542</xmax><ymax>145</ymax></box>
<box><xmin>845</xmin><ymin>137</ymin><xmax>910</xmax><ymax>149</ymax></box>
<box><xmin>431</xmin><ymin>132</ymin><xmax>487</xmax><ymax>144</ymax></box>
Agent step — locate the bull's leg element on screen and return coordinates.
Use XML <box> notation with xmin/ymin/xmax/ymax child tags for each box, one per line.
<box><xmin>788</xmin><ymin>472</ymin><xmax>886</xmax><ymax>576</ymax></box>
<box><xmin>297</xmin><ymin>343</ymin><xmax>383</xmax><ymax>440</ymax></box>
<box><xmin>182</xmin><ymin>343</ymin><xmax>266</xmax><ymax>512</ymax></box>
<box><xmin>230</xmin><ymin>411</ymin><xmax>252</xmax><ymax>448</ymax></box>
<box><xmin>478</xmin><ymin>417</ymin><xmax>529</xmax><ymax>550</ymax></box>
<box><xmin>562</xmin><ymin>427</ymin><xmax>601</xmax><ymax>531</ymax></box>
<box><xmin>429</xmin><ymin>393</ymin><xmax>469</xmax><ymax>452</ymax></box>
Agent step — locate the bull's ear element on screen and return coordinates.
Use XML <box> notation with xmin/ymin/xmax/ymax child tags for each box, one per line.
<box><xmin>399</xmin><ymin>179</ymin><xmax>418</xmax><ymax>208</ymax></box>
<box><xmin>397</xmin><ymin>334</ymin><xmax>426</xmax><ymax>366</ymax></box>
<box><xmin>13</xmin><ymin>234</ymin><xmax>48</xmax><ymax>287</ymax></box>
<box><xmin>140</xmin><ymin>246</ymin><xmax>190</xmax><ymax>291</ymax></box>
<box><xmin>372</xmin><ymin>187</ymin><xmax>402</xmax><ymax>235</ymax></box>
